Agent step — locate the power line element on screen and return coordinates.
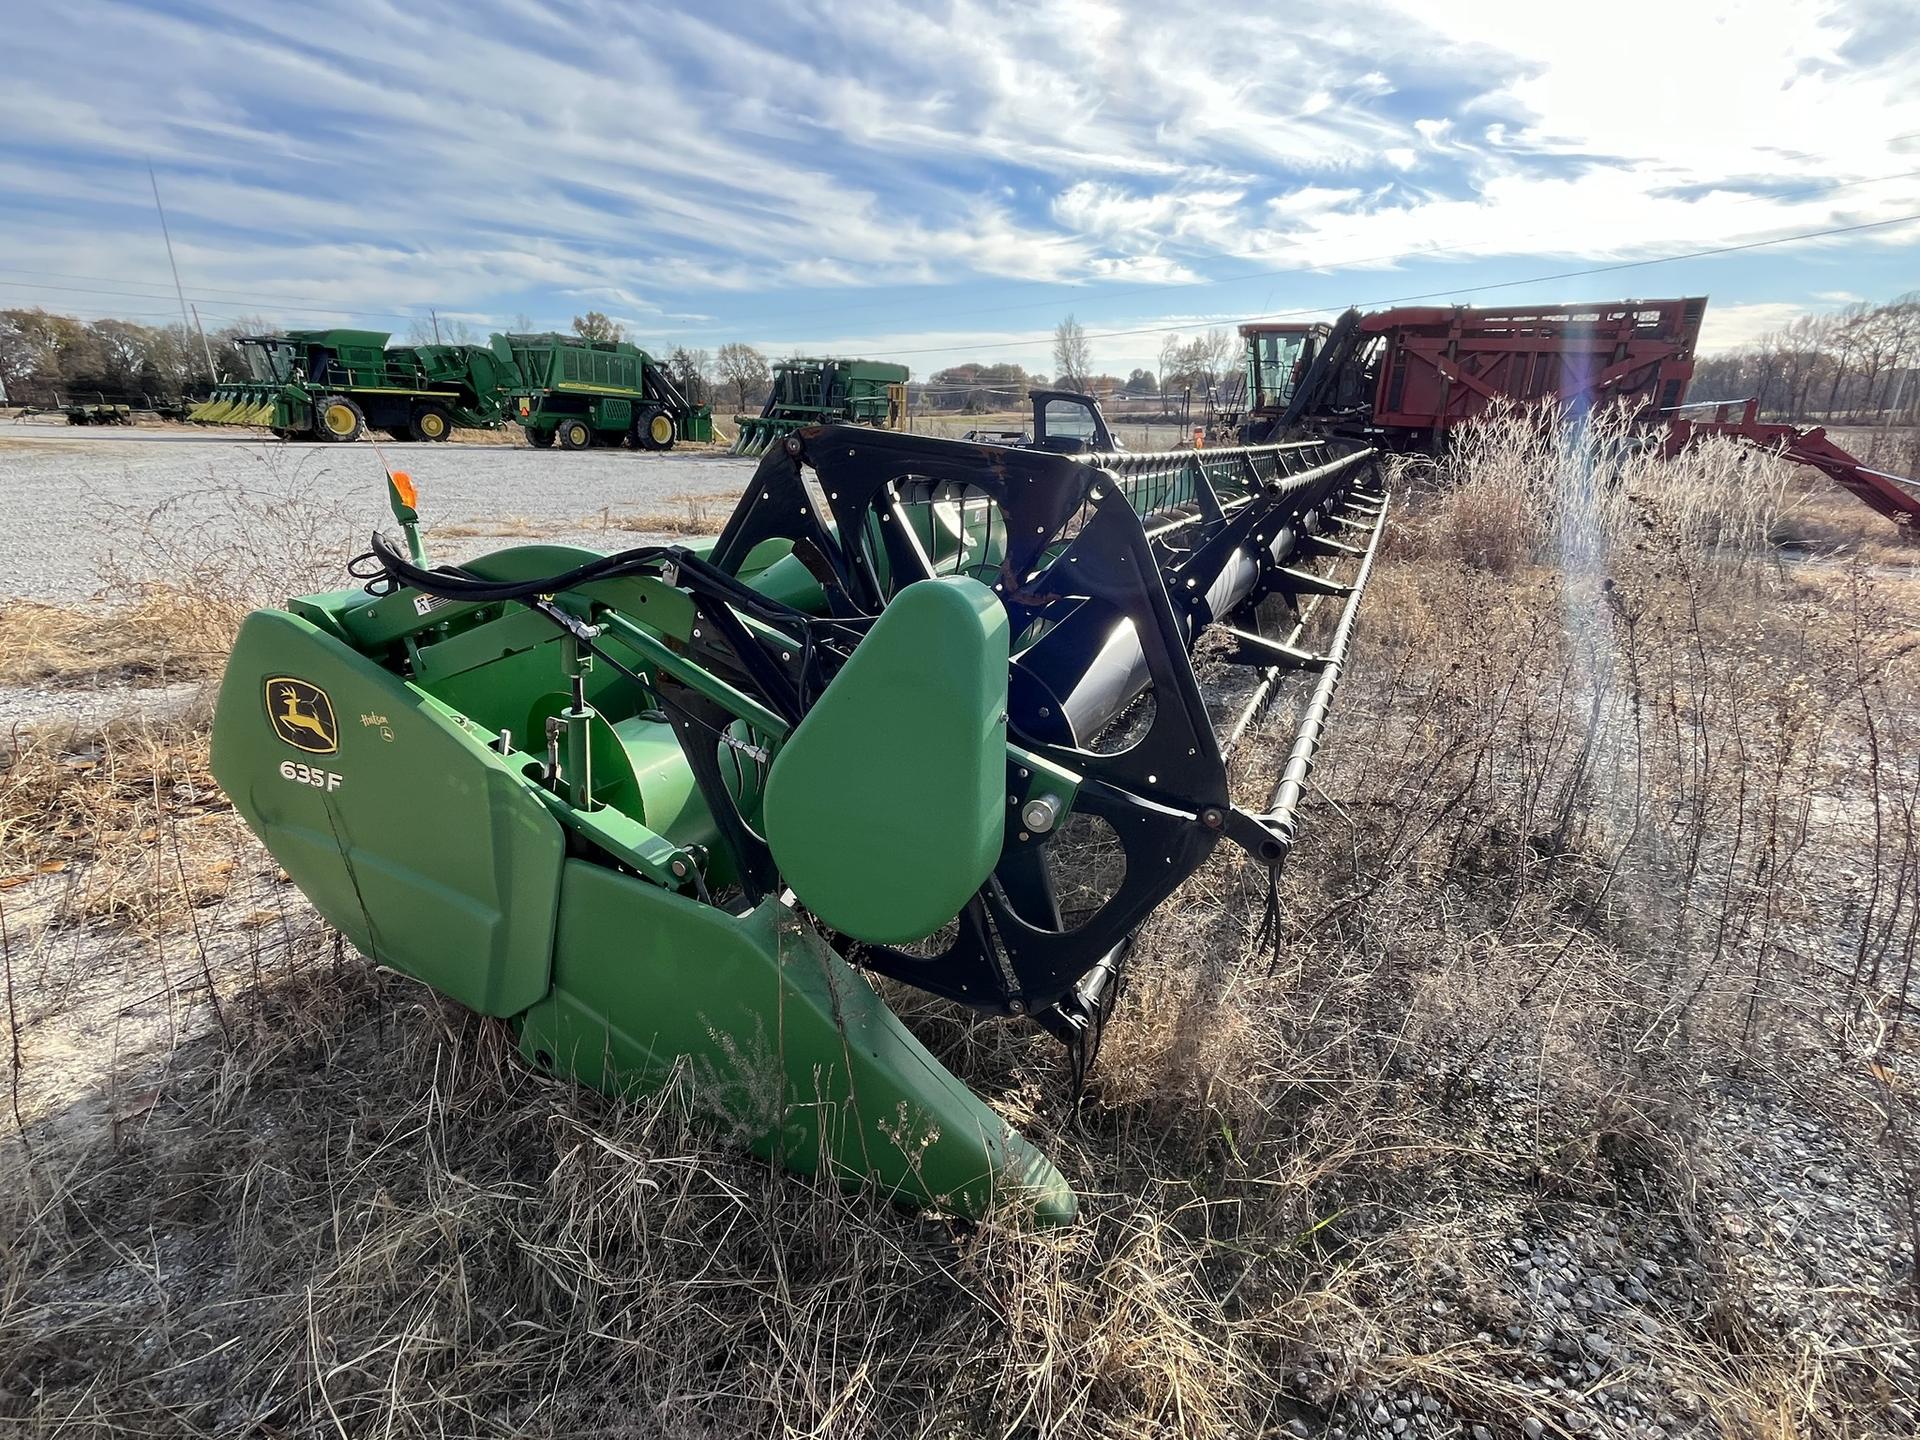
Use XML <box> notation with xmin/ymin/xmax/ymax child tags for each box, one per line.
<box><xmin>0</xmin><ymin>266</ymin><xmax>435</xmax><ymax>315</ymax></box>
<box><xmin>859</xmin><ymin>211</ymin><xmax>1920</xmax><ymax>360</ymax></box>
<box><xmin>0</xmin><ymin>276</ymin><xmax>422</xmax><ymax>323</ymax></box>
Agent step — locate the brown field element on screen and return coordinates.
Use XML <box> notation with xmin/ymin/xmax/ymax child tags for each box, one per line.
<box><xmin>1</xmin><ymin>412</ymin><xmax>1917</xmax><ymax>1436</ymax></box>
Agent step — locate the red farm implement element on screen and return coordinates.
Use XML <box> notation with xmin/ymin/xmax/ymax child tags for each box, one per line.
<box><xmin>1242</xmin><ymin>297</ymin><xmax>1704</xmax><ymax>449</ymax></box>
<box><xmin>1247</xmin><ymin>295</ymin><xmax>1917</xmax><ymax>535</ymax></box>
<box><xmin>1665</xmin><ymin>399</ymin><xmax>1920</xmax><ymax>531</ymax></box>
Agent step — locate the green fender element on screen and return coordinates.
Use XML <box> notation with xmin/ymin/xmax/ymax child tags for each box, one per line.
<box><xmin>212</xmin><ymin>586</ymin><xmax>1076</xmax><ymax>1226</ymax></box>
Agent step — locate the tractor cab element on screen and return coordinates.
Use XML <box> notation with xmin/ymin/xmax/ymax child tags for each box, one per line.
<box><xmin>1243</xmin><ymin>322</ymin><xmax>1330</xmax><ymax>412</ymax></box>
<box><xmin>1237</xmin><ymin>313</ymin><xmax>1380</xmax><ymax>443</ymax></box>
<box><xmin>236</xmin><ymin>336</ymin><xmax>298</xmax><ymax>385</ymax></box>
<box><xmin>234</xmin><ymin>329</ymin><xmax>395</xmax><ymax>390</ymax></box>
<box><xmin>1029</xmin><ymin>388</ymin><xmax>1119</xmax><ymax>454</ymax></box>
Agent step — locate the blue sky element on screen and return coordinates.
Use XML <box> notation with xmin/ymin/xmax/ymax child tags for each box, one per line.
<box><xmin>2</xmin><ymin>0</ymin><xmax>1917</xmax><ymax>378</ymax></box>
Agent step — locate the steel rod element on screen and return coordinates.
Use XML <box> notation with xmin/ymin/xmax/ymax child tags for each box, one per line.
<box><xmin>1257</xmin><ymin>487</ymin><xmax>1390</xmax><ymax>850</ymax></box>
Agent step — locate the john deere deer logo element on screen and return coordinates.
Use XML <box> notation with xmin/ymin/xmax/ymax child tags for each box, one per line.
<box><xmin>266</xmin><ymin>677</ymin><xmax>337</xmax><ymax>754</ymax></box>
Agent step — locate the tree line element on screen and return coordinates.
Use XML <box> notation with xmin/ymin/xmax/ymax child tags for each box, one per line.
<box><xmin>1689</xmin><ymin>293</ymin><xmax>1920</xmax><ymax>423</ymax></box>
<box><xmin>0</xmin><ymin>306</ymin><xmax>781</xmax><ymax>411</ymax></box>
<box><xmin>914</xmin><ymin>316</ymin><xmax>1240</xmax><ymax>414</ymax></box>
<box><xmin>0</xmin><ymin>308</ymin><xmax>242</xmax><ymax>406</ymax></box>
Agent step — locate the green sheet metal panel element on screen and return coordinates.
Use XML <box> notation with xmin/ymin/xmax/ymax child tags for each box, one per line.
<box><xmin>762</xmin><ymin>575</ymin><xmax>1008</xmax><ymax>944</ymax></box>
<box><xmin>211</xmin><ymin>609</ymin><xmax>564</xmax><ymax>1017</ymax></box>
<box><xmin>521</xmin><ymin>867</ymin><xmax>1075</xmax><ymax>1223</ymax></box>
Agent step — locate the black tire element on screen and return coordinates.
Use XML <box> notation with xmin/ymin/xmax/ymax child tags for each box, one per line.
<box><xmin>313</xmin><ymin>395</ymin><xmax>365</xmax><ymax>443</ymax></box>
<box><xmin>526</xmin><ymin>426</ymin><xmax>555</xmax><ymax>448</ymax></box>
<box><xmin>557</xmin><ymin>417</ymin><xmax>593</xmax><ymax>451</ymax></box>
<box><xmin>634</xmin><ymin>408</ymin><xmax>676</xmax><ymax>451</ymax></box>
<box><xmin>410</xmin><ymin>404</ymin><xmax>453</xmax><ymax>443</ymax></box>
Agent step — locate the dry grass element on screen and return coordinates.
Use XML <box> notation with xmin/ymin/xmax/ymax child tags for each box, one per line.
<box><xmin>2</xmin><ymin>408</ymin><xmax>1918</xmax><ymax>1435</ymax></box>
<box><xmin>0</xmin><ymin>595</ymin><xmax>236</xmax><ymax>688</ymax></box>
<box><xmin>0</xmin><ymin>471</ymin><xmax>363</xmax><ymax>692</ymax></box>
<box><xmin>0</xmin><ymin>709</ymin><xmax>241</xmax><ymax>930</ymax></box>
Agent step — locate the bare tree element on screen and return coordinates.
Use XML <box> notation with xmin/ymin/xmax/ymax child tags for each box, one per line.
<box><xmin>405</xmin><ymin>315</ymin><xmax>476</xmax><ymax>346</ymax></box>
<box><xmin>1824</xmin><ymin>303</ymin><xmax>1870</xmax><ymax>418</ymax></box>
<box><xmin>1157</xmin><ymin>334</ymin><xmax>1187</xmax><ymax>415</ymax></box>
<box><xmin>1197</xmin><ymin>327</ymin><xmax>1234</xmax><ymax>391</ymax></box>
<box><xmin>667</xmin><ymin>346</ymin><xmax>714</xmax><ymax>404</ymax></box>
<box><xmin>1157</xmin><ymin>330</ymin><xmax>1235</xmax><ymax>398</ymax></box>
<box><xmin>1675</xmin><ymin>292</ymin><xmax>1920</xmax><ymax>423</ymax></box>
<box><xmin>1053</xmin><ymin>315</ymin><xmax>1091</xmax><ymax>392</ymax></box>
<box><xmin>716</xmin><ymin>343</ymin><xmax>770</xmax><ymax>409</ymax></box>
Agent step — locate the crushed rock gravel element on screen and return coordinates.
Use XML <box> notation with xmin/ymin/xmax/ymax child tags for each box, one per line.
<box><xmin>0</xmin><ymin>425</ymin><xmax>758</xmax><ymax>601</ymax></box>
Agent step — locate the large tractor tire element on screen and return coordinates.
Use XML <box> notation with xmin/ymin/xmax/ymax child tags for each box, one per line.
<box><xmin>634</xmin><ymin>408</ymin><xmax>676</xmax><ymax>452</ymax></box>
<box><xmin>409</xmin><ymin>404</ymin><xmax>453</xmax><ymax>443</ymax></box>
<box><xmin>313</xmin><ymin>396</ymin><xmax>366</xmax><ymax>443</ymax></box>
<box><xmin>556</xmin><ymin>418</ymin><xmax>594</xmax><ymax>451</ymax></box>
<box><xmin>526</xmin><ymin>426</ymin><xmax>555</xmax><ymax>449</ymax></box>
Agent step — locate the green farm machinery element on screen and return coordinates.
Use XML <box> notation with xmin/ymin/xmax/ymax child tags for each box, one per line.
<box><xmin>57</xmin><ymin>393</ymin><xmax>137</xmax><ymax>425</ymax></box>
<box><xmin>211</xmin><ymin>394</ymin><xmax>1386</xmax><ymax>1223</ymax></box>
<box><xmin>731</xmin><ymin>356</ymin><xmax>909</xmax><ymax>456</ymax></box>
<box><xmin>13</xmin><ymin>389</ymin><xmax>204</xmax><ymax>425</ymax></box>
<box><xmin>189</xmin><ymin>329</ymin><xmax>518</xmax><ymax>442</ymax></box>
<box><xmin>502</xmin><ymin>334</ymin><xmax>713</xmax><ymax>450</ymax></box>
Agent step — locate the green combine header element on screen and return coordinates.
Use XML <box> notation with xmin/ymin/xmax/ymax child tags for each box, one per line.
<box><xmin>208</xmin><ymin>395</ymin><xmax>1390</xmax><ymax>1223</ymax></box>
<box><xmin>731</xmin><ymin>357</ymin><xmax>909</xmax><ymax>456</ymax></box>
<box><xmin>501</xmin><ymin>334</ymin><xmax>712</xmax><ymax>450</ymax></box>
<box><xmin>189</xmin><ymin>329</ymin><xmax>518</xmax><ymax>442</ymax></box>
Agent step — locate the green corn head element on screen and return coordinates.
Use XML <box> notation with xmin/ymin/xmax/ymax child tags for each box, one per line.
<box><xmin>728</xmin><ymin>414</ymin><xmax>783</xmax><ymax>457</ymax></box>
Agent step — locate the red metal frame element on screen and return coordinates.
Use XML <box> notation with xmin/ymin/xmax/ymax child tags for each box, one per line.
<box><xmin>1237</xmin><ymin>296</ymin><xmax>1916</xmax><ymax>534</ymax></box>
<box><xmin>1360</xmin><ymin>298</ymin><xmax>1705</xmax><ymax>439</ymax></box>
<box><xmin>1665</xmin><ymin>399</ymin><xmax>1920</xmax><ymax>530</ymax></box>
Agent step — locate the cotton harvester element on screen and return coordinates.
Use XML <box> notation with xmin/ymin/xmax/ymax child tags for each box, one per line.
<box><xmin>1245</xmin><ymin>296</ymin><xmax>1919</xmax><ymax>531</ymax></box>
<box><xmin>210</xmin><ymin>392</ymin><xmax>1386</xmax><ymax>1223</ymax></box>
<box><xmin>731</xmin><ymin>356</ymin><xmax>910</xmax><ymax>456</ymax></box>
<box><xmin>500</xmin><ymin>333</ymin><xmax>713</xmax><ymax>450</ymax></box>
<box><xmin>1239</xmin><ymin>298</ymin><xmax>1708</xmax><ymax>448</ymax></box>
<box><xmin>190</xmin><ymin>329</ymin><xmax>519</xmax><ymax>442</ymax></box>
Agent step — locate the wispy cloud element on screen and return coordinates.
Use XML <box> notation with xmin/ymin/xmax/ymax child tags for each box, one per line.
<box><xmin>0</xmin><ymin>0</ymin><xmax>1915</xmax><ymax>376</ymax></box>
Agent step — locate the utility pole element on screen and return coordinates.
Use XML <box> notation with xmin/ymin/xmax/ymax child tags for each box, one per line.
<box><xmin>149</xmin><ymin>164</ymin><xmax>215</xmax><ymax>383</ymax></box>
<box><xmin>189</xmin><ymin>303</ymin><xmax>218</xmax><ymax>382</ymax></box>
<box><xmin>430</xmin><ymin>308</ymin><xmax>442</xmax><ymax>345</ymax></box>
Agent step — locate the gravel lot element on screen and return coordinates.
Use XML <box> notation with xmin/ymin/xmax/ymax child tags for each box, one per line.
<box><xmin>0</xmin><ymin>423</ymin><xmax>758</xmax><ymax>600</ymax></box>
